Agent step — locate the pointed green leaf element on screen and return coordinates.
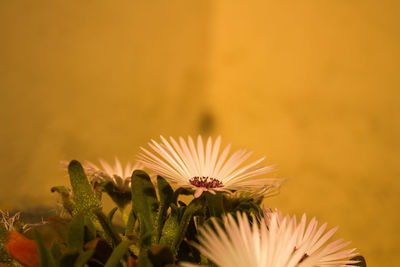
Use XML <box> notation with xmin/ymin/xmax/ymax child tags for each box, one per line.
<box><xmin>93</xmin><ymin>210</ymin><xmax>122</xmax><ymax>247</ymax></box>
<box><xmin>68</xmin><ymin>160</ymin><xmax>102</xmax><ymax>214</ymax></box>
<box><xmin>159</xmin><ymin>204</ymin><xmax>179</xmax><ymax>247</ymax></box>
<box><xmin>104</xmin><ymin>240</ymin><xmax>133</xmax><ymax>267</ymax></box>
<box><xmin>84</xmin><ymin>217</ymin><xmax>97</xmax><ymax>243</ymax></box>
<box><xmin>50</xmin><ymin>241</ymin><xmax>61</xmax><ymax>262</ymax></box>
<box><xmin>154</xmin><ymin>176</ymin><xmax>173</xmax><ymax>243</ymax></box>
<box><xmin>34</xmin><ymin>230</ymin><xmax>56</xmax><ymax>267</ymax></box>
<box><xmin>172</xmin><ymin>198</ymin><xmax>202</xmax><ymax>250</ymax></box>
<box><xmin>107</xmin><ymin>207</ymin><xmax>119</xmax><ymax>223</ymax></box>
<box><xmin>131</xmin><ymin>170</ymin><xmax>159</xmax><ymax>248</ymax></box>
<box><xmin>125</xmin><ymin>210</ymin><xmax>137</xmax><ymax>235</ymax></box>
<box><xmin>74</xmin><ymin>249</ymin><xmax>95</xmax><ymax>267</ymax></box>
<box><xmin>67</xmin><ymin>213</ymin><xmax>85</xmax><ymax>250</ymax></box>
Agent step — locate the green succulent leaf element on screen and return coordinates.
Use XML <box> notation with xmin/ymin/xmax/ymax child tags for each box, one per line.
<box><xmin>49</xmin><ymin>241</ymin><xmax>62</xmax><ymax>263</ymax></box>
<box><xmin>68</xmin><ymin>160</ymin><xmax>102</xmax><ymax>215</ymax></box>
<box><xmin>34</xmin><ymin>230</ymin><xmax>56</xmax><ymax>267</ymax></box>
<box><xmin>154</xmin><ymin>176</ymin><xmax>174</xmax><ymax>243</ymax></box>
<box><xmin>93</xmin><ymin>210</ymin><xmax>122</xmax><ymax>247</ymax></box>
<box><xmin>159</xmin><ymin>204</ymin><xmax>179</xmax><ymax>247</ymax></box>
<box><xmin>104</xmin><ymin>240</ymin><xmax>134</xmax><ymax>267</ymax></box>
<box><xmin>84</xmin><ymin>216</ymin><xmax>97</xmax><ymax>243</ymax></box>
<box><xmin>131</xmin><ymin>170</ymin><xmax>159</xmax><ymax>249</ymax></box>
<box><xmin>67</xmin><ymin>213</ymin><xmax>85</xmax><ymax>250</ymax></box>
<box><xmin>172</xmin><ymin>198</ymin><xmax>203</xmax><ymax>250</ymax></box>
<box><xmin>125</xmin><ymin>210</ymin><xmax>137</xmax><ymax>235</ymax></box>
<box><xmin>107</xmin><ymin>207</ymin><xmax>119</xmax><ymax>223</ymax></box>
<box><xmin>74</xmin><ymin>249</ymin><xmax>95</xmax><ymax>267</ymax></box>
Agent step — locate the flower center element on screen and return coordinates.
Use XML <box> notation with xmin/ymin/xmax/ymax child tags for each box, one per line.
<box><xmin>189</xmin><ymin>176</ymin><xmax>223</xmax><ymax>189</ymax></box>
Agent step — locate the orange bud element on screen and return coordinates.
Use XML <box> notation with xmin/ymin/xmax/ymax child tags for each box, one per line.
<box><xmin>5</xmin><ymin>231</ymin><xmax>40</xmax><ymax>267</ymax></box>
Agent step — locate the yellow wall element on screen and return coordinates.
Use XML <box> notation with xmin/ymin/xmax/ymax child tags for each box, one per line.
<box><xmin>1</xmin><ymin>1</ymin><xmax>399</xmax><ymax>265</ymax></box>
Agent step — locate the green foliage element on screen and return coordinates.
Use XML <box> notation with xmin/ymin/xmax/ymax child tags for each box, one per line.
<box><xmin>1</xmin><ymin>159</ymin><xmax>366</xmax><ymax>266</ymax></box>
<box><xmin>67</xmin><ymin>214</ymin><xmax>85</xmax><ymax>250</ymax></box>
<box><xmin>131</xmin><ymin>170</ymin><xmax>159</xmax><ymax>250</ymax></box>
<box><xmin>93</xmin><ymin>210</ymin><xmax>122</xmax><ymax>247</ymax></box>
<box><xmin>68</xmin><ymin>160</ymin><xmax>102</xmax><ymax>215</ymax></box>
<box><xmin>34</xmin><ymin>230</ymin><xmax>57</xmax><ymax>267</ymax></box>
<box><xmin>154</xmin><ymin>176</ymin><xmax>174</xmax><ymax>243</ymax></box>
<box><xmin>104</xmin><ymin>240</ymin><xmax>133</xmax><ymax>267</ymax></box>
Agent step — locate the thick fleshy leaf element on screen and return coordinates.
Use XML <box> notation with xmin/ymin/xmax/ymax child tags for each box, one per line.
<box><xmin>159</xmin><ymin>204</ymin><xmax>179</xmax><ymax>247</ymax></box>
<box><xmin>84</xmin><ymin>217</ymin><xmax>97</xmax><ymax>243</ymax></box>
<box><xmin>154</xmin><ymin>176</ymin><xmax>173</xmax><ymax>243</ymax></box>
<box><xmin>68</xmin><ymin>160</ymin><xmax>102</xmax><ymax>215</ymax></box>
<box><xmin>125</xmin><ymin>210</ymin><xmax>137</xmax><ymax>235</ymax></box>
<box><xmin>107</xmin><ymin>207</ymin><xmax>119</xmax><ymax>223</ymax></box>
<box><xmin>34</xmin><ymin>230</ymin><xmax>56</xmax><ymax>267</ymax></box>
<box><xmin>131</xmin><ymin>170</ymin><xmax>159</xmax><ymax>249</ymax></box>
<box><xmin>104</xmin><ymin>240</ymin><xmax>134</xmax><ymax>267</ymax></box>
<box><xmin>172</xmin><ymin>198</ymin><xmax>202</xmax><ymax>250</ymax></box>
<box><xmin>67</xmin><ymin>213</ymin><xmax>85</xmax><ymax>250</ymax></box>
<box><xmin>93</xmin><ymin>210</ymin><xmax>122</xmax><ymax>247</ymax></box>
<box><xmin>74</xmin><ymin>249</ymin><xmax>95</xmax><ymax>267</ymax></box>
<box><xmin>5</xmin><ymin>231</ymin><xmax>40</xmax><ymax>267</ymax></box>
<box><xmin>49</xmin><ymin>241</ymin><xmax>61</xmax><ymax>262</ymax></box>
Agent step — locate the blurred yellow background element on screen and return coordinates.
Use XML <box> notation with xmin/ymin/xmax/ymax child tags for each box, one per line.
<box><xmin>1</xmin><ymin>1</ymin><xmax>399</xmax><ymax>265</ymax></box>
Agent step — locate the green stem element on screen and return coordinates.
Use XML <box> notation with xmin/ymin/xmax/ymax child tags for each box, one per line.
<box><xmin>119</xmin><ymin>205</ymin><xmax>130</xmax><ymax>226</ymax></box>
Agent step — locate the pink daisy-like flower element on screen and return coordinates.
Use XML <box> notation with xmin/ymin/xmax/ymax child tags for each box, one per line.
<box><xmin>182</xmin><ymin>211</ymin><xmax>358</xmax><ymax>267</ymax></box>
<box><xmin>137</xmin><ymin>135</ymin><xmax>279</xmax><ymax>198</ymax></box>
<box><xmin>83</xmin><ymin>157</ymin><xmax>143</xmax><ymax>192</ymax></box>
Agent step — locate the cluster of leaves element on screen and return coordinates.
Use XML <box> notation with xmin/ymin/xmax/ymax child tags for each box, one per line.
<box><xmin>0</xmin><ymin>160</ymin><xmax>267</xmax><ymax>267</ymax></box>
<box><xmin>0</xmin><ymin>160</ymin><xmax>367</xmax><ymax>267</ymax></box>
